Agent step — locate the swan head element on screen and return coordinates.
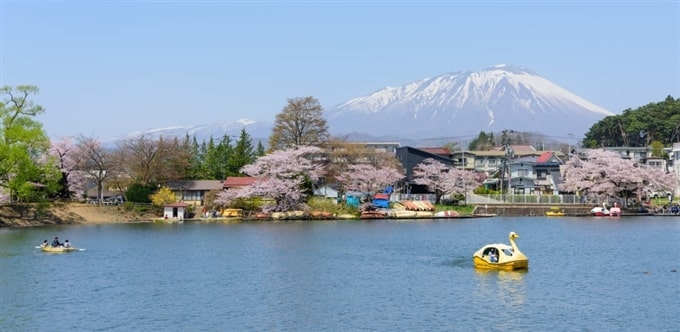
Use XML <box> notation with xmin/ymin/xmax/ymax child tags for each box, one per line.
<box><xmin>508</xmin><ymin>231</ymin><xmax>527</xmax><ymax>260</ymax></box>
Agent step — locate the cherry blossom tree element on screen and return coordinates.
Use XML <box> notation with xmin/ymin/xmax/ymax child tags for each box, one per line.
<box><xmin>642</xmin><ymin>165</ymin><xmax>678</xmax><ymax>194</ymax></box>
<box><xmin>214</xmin><ymin>146</ymin><xmax>325</xmax><ymax>212</ymax></box>
<box><xmin>335</xmin><ymin>164</ymin><xmax>403</xmax><ymax>194</ymax></box>
<box><xmin>559</xmin><ymin>149</ymin><xmax>678</xmax><ymax>202</ymax></box>
<box><xmin>412</xmin><ymin>158</ymin><xmax>480</xmax><ymax>204</ymax></box>
<box><xmin>47</xmin><ymin>136</ymin><xmax>88</xmax><ymax>199</ymax></box>
<box><xmin>72</xmin><ymin>136</ymin><xmax>114</xmax><ymax>203</ymax></box>
<box><xmin>448</xmin><ymin>167</ymin><xmax>482</xmax><ymax>203</ymax></box>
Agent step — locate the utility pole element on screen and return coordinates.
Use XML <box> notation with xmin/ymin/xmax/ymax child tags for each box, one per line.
<box><xmin>500</xmin><ymin>129</ymin><xmax>514</xmax><ymax>202</ymax></box>
<box><xmin>568</xmin><ymin>133</ymin><xmax>574</xmax><ymax>156</ymax></box>
<box><xmin>463</xmin><ymin>140</ymin><xmax>467</xmax><ymax>206</ymax></box>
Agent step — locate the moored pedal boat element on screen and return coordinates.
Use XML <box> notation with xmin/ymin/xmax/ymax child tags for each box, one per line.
<box><xmin>545</xmin><ymin>207</ymin><xmax>565</xmax><ymax>216</ymax></box>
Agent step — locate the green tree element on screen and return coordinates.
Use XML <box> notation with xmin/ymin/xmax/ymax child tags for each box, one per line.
<box><xmin>583</xmin><ymin>96</ymin><xmax>680</xmax><ymax>148</ymax></box>
<box><xmin>201</xmin><ymin>135</ymin><xmax>232</xmax><ymax>180</ymax></box>
<box><xmin>268</xmin><ymin>96</ymin><xmax>329</xmax><ymax>151</ymax></box>
<box><xmin>228</xmin><ymin>128</ymin><xmax>255</xmax><ymax>175</ymax></box>
<box><xmin>649</xmin><ymin>140</ymin><xmax>665</xmax><ymax>158</ymax></box>
<box><xmin>186</xmin><ymin>135</ymin><xmax>208</xmax><ymax>179</ymax></box>
<box><xmin>214</xmin><ymin>134</ymin><xmax>233</xmax><ymax>179</ymax></box>
<box><xmin>125</xmin><ymin>183</ymin><xmax>156</xmax><ymax>203</ymax></box>
<box><xmin>0</xmin><ymin>85</ymin><xmax>59</xmax><ymax>202</ymax></box>
<box><xmin>467</xmin><ymin>131</ymin><xmax>495</xmax><ymax>150</ymax></box>
<box><xmin>255</xmin><ymin>141</ymin><xmax>266</xmax><ymax>157</ymax></box>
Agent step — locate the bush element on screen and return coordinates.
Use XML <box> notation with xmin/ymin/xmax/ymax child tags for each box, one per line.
<box><xmin>229</xmin><ymin>197</ymin><xmax>267</xmax><ymax>212</ymax></box>
<box><xmin>125</xmin><ymin>183</ymin><xmax>156</xmax><ymax>203</ymax></box>
<box><xmin>474</xmin><ymin>187</ymin><xmax>497</xmax><ymax>195</ymax></box>
<box><xmin>307</xmin><ymin>197</ymin><xmax>358</xmax><ymax>215</ymax></box>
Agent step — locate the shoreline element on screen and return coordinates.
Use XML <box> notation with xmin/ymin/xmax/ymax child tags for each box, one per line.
<box><xmin>2</xmin><ymin>203</ymin><xmax>674</xmax><ymax>228</ymax></box>
<box><xmin>0</xmin><ymin>203</ymin><xmax>156</xmax><ymax>228</ymax></box>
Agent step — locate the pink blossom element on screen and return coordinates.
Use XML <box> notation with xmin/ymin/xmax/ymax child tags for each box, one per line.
<box><xmin>412</xmin><ymin>158</ymin><xmax>480</xmax><ymax>204</ymax></box>
<box><xmin>559</xmin><ymin>149</ymin><xmax>678</xmax><ymax>201</ymax></box>
<box><xmin>335</xmin><ymin>164</ymin><xmax>403</xmax><ymax>194</ymax></box>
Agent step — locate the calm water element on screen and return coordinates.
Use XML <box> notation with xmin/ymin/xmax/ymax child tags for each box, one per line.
<box><xmin>1</xmin><ymin>216</ymin><xmax>679</xmax><ymax>331</ymax></box>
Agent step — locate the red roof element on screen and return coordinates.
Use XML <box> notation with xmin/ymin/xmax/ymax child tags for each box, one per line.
<box><xmin>164</xmin><ymin>203</ymin><xmax>190</xmax><ymax>207</ymax></box>
<box><xmin>223</xmin><ymin>176</ymin><xmax>261</xmax><ymax>189</ymax></box>
<box><xmin>420</xmin><ymin>147</ymin><xmax>451</xmax><ymax>156</ymax></box>
<box><xmin>535</xmin><ymin>151</ymin><xmax>554</xmax><ymax>163</ymax></box>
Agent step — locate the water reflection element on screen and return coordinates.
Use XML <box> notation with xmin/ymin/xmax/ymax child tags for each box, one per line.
<box><xmin>471</xmin><ymin>268</ymin><xmax>528</xmax><ymax>328</ymax></box>
<box><xmin>474</xmin><ymin>269</ymin><xmax>527</xmax><ymax>303</ymax></box>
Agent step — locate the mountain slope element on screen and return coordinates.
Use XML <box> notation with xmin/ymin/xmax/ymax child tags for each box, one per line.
<box><xmin>325</xmin><ymin>64</ymin><xmax>614</xmax><ymax>139</ymax></box>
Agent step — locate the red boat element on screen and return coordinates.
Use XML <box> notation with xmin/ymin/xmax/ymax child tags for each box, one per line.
<box><xmin>360</xmin><ymin>210</ymin><xmax>386</xmax><ymax>219</ymax></box>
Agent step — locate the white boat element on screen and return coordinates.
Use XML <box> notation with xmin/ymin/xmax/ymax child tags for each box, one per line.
<box><xmin>591</xmin><ymin>203</ymin><xmax>609</xmax><ymax>216</ymax></box>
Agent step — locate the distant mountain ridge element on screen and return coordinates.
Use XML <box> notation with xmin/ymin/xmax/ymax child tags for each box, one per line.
<box><xmin>110</xmin><ymin>118</ymin><xmax>273</xmax><ymax>145</ymax></box>
<box><xmin>113</xmin><ymin>65</ymin><xmax>614</xmax><ymax>146</ymax></box>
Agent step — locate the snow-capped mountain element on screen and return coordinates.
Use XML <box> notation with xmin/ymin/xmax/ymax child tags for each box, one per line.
<box><xmin>107</xmin><ymin>118</ymin><xmax>273</xmax><ymax>146</ymax></box>
<box><xmin>326</xmin><ymin>64</ymin><xmax>614</xmax><ymax>140</ymax></box>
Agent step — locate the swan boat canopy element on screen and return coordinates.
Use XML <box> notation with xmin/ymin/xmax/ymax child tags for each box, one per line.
<box><xmin>472</xmin><ymin>231</ymin><xmax>529</xmax><ymax>270</ymax></box>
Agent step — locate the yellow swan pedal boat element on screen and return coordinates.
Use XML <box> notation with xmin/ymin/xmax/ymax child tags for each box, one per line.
<box><xmin>545</xmin><ymin>207</ymin><xmax>565</xmax><ymax>216</ymax></box>
<box><xmin>41</xmin><ymin>246</ymin><xmax>79</xmax><ymax>253</ymax></box>
<box><xmin>472</xmin><ymin>231</ymin><xmax>528</xmax><ymax>270</ymax></box>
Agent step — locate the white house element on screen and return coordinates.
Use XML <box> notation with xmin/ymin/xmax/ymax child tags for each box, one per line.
<box><xmin>314</xmin><ymin>185</ymin><xmax>339</xmax><ymax>202</ymax></box>
<box><xmin>672</xmin><ymin>143</ymin><xmax>680</xmax><ymax>196</ymax></box>
<box><xmin>163</xmin><ymin>203</ymin><xmax>190</xmax><ymax>220</ymax></box>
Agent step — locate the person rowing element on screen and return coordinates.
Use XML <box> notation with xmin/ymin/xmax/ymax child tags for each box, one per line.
<box><xmin>51</xmin><ymin>236</ymin><xmax>62</xmax><ymax>247</ymax></box>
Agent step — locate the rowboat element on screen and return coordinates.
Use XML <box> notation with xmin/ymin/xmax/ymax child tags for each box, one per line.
<box><xmin>41</xmin><ymin>246</ymin><xmax>79</xmax><ymax>253</ymax></box>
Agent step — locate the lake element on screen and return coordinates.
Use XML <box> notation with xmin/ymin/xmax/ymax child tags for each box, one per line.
<box><xmin>1</xmin><ymin>216</ymin><xmax>679</xmax><ymax>331</ymax></box>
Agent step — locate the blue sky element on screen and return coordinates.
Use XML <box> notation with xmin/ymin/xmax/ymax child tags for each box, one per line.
<box><xmin>1</xmin><ymin>1</ymin><xmax>679</xmax><ymax>139</ymax></box>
